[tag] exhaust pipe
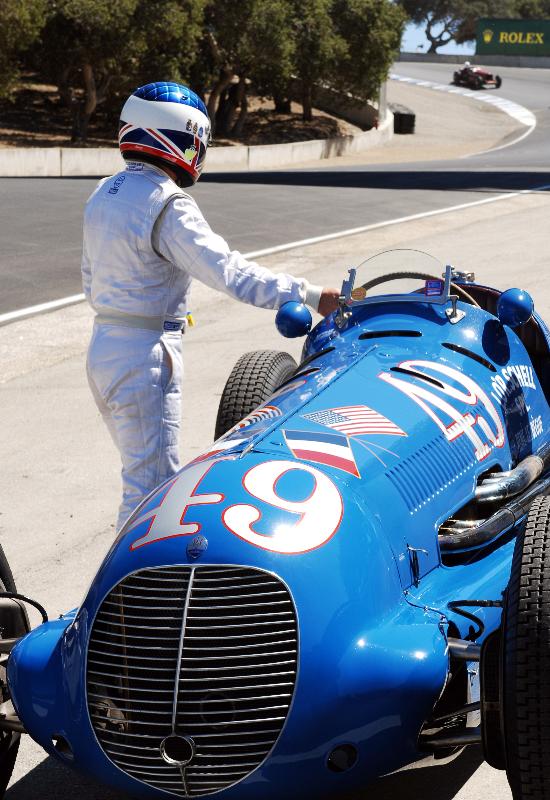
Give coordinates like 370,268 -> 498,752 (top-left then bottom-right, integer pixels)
476,455 -> 543,502
440,472 -> 550,551
475,442 -> 550,503
474,444 -> 550,503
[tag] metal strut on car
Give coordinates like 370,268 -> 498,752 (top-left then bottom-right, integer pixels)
419,598 -> 504,754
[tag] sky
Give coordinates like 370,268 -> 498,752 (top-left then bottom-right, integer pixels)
401,21 -> 476,55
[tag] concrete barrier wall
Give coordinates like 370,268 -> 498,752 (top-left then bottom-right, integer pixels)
206,146 -> 248,170
311,85 -> 379,129
0,111 -> 393,177
0,148 -> 62,177
398,51 -> 550,68
61,148 -> 124,176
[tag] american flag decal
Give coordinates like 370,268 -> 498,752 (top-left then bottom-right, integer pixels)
303,405 -> 406,437
231,405 -> 282,432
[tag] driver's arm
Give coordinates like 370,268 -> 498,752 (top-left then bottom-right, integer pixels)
153,194 -> 337,312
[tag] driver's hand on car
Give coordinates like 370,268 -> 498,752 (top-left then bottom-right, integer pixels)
318,288 -> 340,317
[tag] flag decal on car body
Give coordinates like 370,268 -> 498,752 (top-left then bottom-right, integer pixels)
283,430 -> 360,477
192,437 -> 248,463
303,405 -> 406,437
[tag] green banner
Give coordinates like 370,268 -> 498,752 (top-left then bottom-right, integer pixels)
477,18 -> 550,56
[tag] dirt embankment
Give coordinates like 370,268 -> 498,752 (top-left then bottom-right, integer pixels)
0,80 -> 362,149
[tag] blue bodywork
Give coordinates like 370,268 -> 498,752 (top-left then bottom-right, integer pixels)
8,273 -> 550,798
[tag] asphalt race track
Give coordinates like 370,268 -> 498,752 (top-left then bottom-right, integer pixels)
1,63 -> 549,315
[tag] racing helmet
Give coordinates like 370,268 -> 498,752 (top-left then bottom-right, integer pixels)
464,61 -> 471,67
118,82 -> 210,187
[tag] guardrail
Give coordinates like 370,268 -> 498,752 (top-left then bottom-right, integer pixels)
398,51 -> 550,68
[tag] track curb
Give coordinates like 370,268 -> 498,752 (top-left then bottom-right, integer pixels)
390,73 -> 536,128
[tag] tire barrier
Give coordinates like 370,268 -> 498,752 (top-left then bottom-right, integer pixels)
389,103 -> 416,134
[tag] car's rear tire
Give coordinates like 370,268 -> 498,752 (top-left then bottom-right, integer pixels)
0,545 -> 21,797
452,71 -> 460,85
214,350 -> 297,439
502,496 -> 550,799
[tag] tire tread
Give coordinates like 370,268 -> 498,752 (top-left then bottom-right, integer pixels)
214,350 -> 297,440
505,496 -> 550,799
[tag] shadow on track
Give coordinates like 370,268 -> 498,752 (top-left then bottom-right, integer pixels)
6,754 -> 131,800
6,171 -> 550,195
203,170 -> 550,194
6,746 -> 485,800
349,747 -> 485,800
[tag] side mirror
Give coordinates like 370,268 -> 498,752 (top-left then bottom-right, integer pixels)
275,302 -> 312,338
497,288 -> 534,328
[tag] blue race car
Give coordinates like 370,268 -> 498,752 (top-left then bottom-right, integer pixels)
2,249 -> 550,800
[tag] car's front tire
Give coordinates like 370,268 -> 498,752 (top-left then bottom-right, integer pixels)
0,546 -> 22,796
214,350 -> 297,439
503,496 -> 550,799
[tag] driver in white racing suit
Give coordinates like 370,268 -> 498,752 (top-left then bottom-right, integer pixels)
82,81 -> 339,532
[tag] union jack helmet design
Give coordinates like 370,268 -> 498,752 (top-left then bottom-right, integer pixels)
119,82 -> 210,184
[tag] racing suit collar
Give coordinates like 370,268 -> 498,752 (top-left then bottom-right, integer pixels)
125,161 -> 177,183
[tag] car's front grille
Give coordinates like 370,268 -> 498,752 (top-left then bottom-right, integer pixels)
86,565 -> 298,797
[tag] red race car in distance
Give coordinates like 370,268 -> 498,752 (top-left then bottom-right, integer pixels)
453,65 -> 502,90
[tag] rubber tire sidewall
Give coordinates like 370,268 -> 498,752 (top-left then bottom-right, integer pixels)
214,350 -> 297,440
0,545 -> 19,797
503,496 -> 550,799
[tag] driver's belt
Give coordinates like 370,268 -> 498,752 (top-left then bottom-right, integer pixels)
94,311 -> 185,333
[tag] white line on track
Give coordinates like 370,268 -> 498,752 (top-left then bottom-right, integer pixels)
0,294 -> 87,326
2,183 -> 549,327
465,122 -> 536,156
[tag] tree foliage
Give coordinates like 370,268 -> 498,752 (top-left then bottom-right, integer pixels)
201,0 -> 296,135
133,0 -> 206,85
332,0 -> 407,101
513,0 -> 550,15
4,0 -> 405,140
398,0 -> 550,51
398,0 -> 512,51
0,0 -> 49,98
292,0 -> 347,121
38,0 -> 138,139
37,0 -> 206,141
454,0 -> 515,44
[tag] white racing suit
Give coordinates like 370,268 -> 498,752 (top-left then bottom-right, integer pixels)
82,162 -> 320,531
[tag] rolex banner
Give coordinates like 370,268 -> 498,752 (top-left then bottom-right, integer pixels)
477,18 -> 550,56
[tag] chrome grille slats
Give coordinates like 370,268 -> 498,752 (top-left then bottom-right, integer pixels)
179,670 -> 295,682
180,650 -> 297,661
87,567 -> 190,796
87,565 -> 298,797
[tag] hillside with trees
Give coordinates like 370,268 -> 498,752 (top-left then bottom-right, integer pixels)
0,0 -> 405,145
